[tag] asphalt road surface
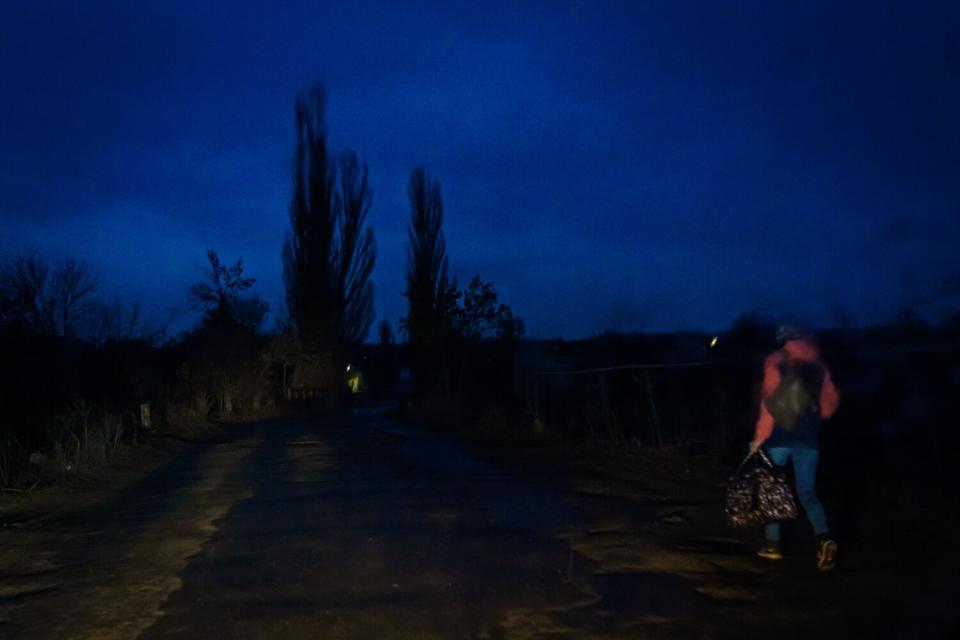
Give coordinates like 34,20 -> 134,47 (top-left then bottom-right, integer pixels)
2,408 -> 957,639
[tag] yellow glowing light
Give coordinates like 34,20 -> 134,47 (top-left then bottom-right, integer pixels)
709,336 -> 719,348
348,374 -> 361,393
346,364 -> 352,372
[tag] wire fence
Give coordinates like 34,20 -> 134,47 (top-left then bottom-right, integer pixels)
528,358 -> 756,451
524,340 -> 959,474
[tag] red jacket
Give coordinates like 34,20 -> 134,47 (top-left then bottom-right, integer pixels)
753,339 -> 840,445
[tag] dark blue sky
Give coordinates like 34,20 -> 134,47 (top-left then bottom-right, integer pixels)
2,1 -> 958,338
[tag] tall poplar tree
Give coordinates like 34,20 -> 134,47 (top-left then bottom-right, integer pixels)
282,84 -> 376,365
403,166 -> 450,389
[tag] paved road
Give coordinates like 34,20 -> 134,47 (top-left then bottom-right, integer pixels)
2,409 -> 958,638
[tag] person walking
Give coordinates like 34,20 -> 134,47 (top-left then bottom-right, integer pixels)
749,325 -> 841,571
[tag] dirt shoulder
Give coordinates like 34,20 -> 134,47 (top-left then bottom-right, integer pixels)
0,427 -> 220,528
0,421 -> 265,639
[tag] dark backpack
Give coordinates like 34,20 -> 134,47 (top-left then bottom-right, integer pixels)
764,355 -> 824,430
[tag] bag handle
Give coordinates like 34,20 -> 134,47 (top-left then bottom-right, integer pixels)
735,448 -> 776,474
756,449 -> 775,468
735,452 -> 756,474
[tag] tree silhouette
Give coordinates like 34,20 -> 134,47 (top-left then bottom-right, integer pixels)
461,276 -> 525,341
336,151 -> 376,345
52,257 -> 98,337
404,167 -> 450,339
282,84 -> 376,358
432,275 -> 526,341
403,167 -> 451,390
378,318 -> 394,347
232,294 -> 270,333
0,253 -> 51,333
88,299 -> 154,345
0,252 -> 97,337
283,84 -> 336,347
190,249 -> 255,325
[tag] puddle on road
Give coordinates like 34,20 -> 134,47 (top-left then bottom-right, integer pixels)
498,572 -> 712,638
674,537 -> 752,557
564,529 -> 718,575
593,572 -> 712,617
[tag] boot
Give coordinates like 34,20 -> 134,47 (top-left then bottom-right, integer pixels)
816,535 -> 838,572
756,539 -> 783,560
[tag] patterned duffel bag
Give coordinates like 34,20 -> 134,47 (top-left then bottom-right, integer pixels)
725,449 -> 798,527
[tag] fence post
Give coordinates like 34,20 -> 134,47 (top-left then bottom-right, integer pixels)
600,370 -> 613,440
139,402 -> 151,430
532,375 -> 544,436
643,371 -> 663,446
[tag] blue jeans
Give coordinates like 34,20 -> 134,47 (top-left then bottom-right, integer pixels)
764,446 -> 829,541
